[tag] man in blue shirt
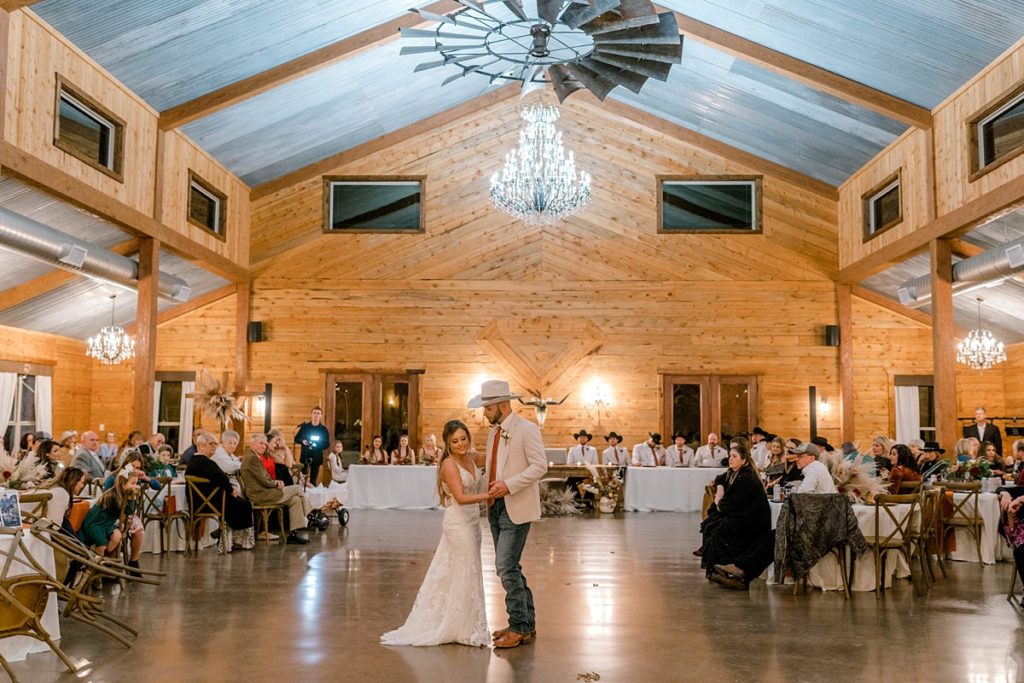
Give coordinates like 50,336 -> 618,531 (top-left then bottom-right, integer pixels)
294,407 -> 331,486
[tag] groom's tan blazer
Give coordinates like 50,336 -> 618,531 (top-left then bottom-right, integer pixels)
485,411 -> 548,525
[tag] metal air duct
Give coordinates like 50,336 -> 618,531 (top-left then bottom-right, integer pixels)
896,235 -> 1024,307
0,206 -> 190,301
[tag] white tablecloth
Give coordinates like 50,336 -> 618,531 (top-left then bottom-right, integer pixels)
624,467 -> 726,512
141,482 -> 217,554
0,532 -> 60,662
948,492 -> 1005,565
769,500 -> 918,592
346,465 -> 439,510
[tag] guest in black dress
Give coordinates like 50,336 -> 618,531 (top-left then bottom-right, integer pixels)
184,433 -> 254,533
701,440 -> 773,590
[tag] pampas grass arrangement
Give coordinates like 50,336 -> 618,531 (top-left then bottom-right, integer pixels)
188,369 -> 246,428
540,483 -> 581,516
820,449 -> 889,503
0,450 -> 49,490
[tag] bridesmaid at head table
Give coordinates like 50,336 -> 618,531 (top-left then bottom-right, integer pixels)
419,434 -> 442,465
361,435 -> 388,465
391,433 -> 416,465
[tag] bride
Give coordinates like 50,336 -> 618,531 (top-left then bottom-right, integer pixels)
381,419 -> 491,647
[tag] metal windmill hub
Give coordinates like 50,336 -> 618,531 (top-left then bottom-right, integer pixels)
485,19 -> 594,67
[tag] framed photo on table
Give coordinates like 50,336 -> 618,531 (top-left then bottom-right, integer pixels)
0,488 -> 21,528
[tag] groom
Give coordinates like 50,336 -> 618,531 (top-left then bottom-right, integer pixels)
468,380 -> 547,649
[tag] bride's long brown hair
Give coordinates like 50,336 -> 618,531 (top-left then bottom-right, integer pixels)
436,419 -> 472,506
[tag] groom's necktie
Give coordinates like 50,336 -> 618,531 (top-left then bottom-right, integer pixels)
488,431 -> 500,507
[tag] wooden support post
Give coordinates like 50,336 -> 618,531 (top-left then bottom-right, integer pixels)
837,284 -> 855,443
232,282 -> 250,442
132,237 -> 159,436
930,239 -> 957,451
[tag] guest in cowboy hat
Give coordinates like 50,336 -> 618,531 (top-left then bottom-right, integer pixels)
664,432 -> 694,467
810,435 -> 835,453
568,429 -> 597,465
602,432 -> 629,467
750,427 -> 771,468
632,433 -> 664,467
919,441 -> 948,479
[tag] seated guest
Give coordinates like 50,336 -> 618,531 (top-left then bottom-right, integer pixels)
792,443 -> 837,494
418,434 -> 442,465
664,433 -> 694,467
701,441 -> 773,590
763,437 -> 787,484
568,429 -> 598,465
35,439 -> 61,479
268,429 -> 296,485
631,433 -> 664,467
328,440 -> 348,484
240,434 -> 312,545
179,428 -> 204,467
102,452 -> 160,493
185,433 -> 255,550
57,430 -> 78,465
919,442 -> 948,479
79,466 -> 144,570
137,432 -> 165,457
18,432 -> 35,458
997,485 -> 1024,598
120,431 -> 145,458
981,440 -> 1005,475
750,427 -> 771,468
1012,440 -> 1024,484
99,432 -> 119,466
694,433 -> 727,467
39,466 -> 88,536
887,444 -> 922,493
390,433 -> 416,465
811,436 -> 835,454
150,445 -> 177,479
602,432 -> 630,466
361,435 -> 388,465
907,438 -> 925,464
212,430 -> 243,492
953,437 -> 976,463
868,435 -> 894,474
70,431 -> 106,480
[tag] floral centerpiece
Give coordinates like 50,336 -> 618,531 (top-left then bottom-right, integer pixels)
820,449 -> 889,504
947,458 -> 991,482
576,464 -> 624,512
0,449 -> 49,490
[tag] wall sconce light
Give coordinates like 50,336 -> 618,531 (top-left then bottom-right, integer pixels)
818,398 -> 830,415
583,376 -> 612,425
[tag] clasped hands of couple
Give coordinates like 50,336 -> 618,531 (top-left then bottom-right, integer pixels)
487,480 -> 509,500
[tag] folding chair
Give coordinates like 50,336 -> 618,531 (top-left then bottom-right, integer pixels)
942,481 -> 984,563
184,476 -> 226,555
864,493 -> 920,597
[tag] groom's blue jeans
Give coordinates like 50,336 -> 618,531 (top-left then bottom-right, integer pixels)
488,498 -> 535,634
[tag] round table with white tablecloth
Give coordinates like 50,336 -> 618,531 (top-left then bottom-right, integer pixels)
346,465 -> 438,510
947,491 -> 1006,565
624,467 -> 726,513
768,499 -> 919,591
0,531 -> 60,662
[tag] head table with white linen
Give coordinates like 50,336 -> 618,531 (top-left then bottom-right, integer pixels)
623,466 -> 727,513
346,465 -> 439,510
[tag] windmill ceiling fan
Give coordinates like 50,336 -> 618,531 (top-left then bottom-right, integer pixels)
400,0 -> 684,102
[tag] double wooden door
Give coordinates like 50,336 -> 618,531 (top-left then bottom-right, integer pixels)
662,375 -> 758,444
324,372 -> 421,458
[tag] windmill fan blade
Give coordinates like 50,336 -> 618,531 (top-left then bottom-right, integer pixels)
455,0 -> 485,10
400,27 -> 481,40
595,41 -> 683,64
592,12 -> 680,45
590,51 -> 674,80
536,0 -> 563,24
582,0 -> 662,35
579,57 -> 648,93
562,62 -> 618,100
548,64 -> 586,103
412,8 -> 456,25
414,59 -> 449,72
400,45 -> 442,55
501,0 -> 528,20
560,0 -> 620,30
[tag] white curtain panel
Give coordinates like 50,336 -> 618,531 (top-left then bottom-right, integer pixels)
0,372 -> 17,441
151,381 -> 162,435
34,375 -> 53,438
179,381 -> 195,454
894,385 -> 921,444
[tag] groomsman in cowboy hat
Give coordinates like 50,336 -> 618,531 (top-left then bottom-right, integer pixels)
602,432 -> 629,466
632,433 -> 664,467
750,427 -> 771,468
664,433 -> 694,467
568,429 -> 597,465
468,379 -> 547,649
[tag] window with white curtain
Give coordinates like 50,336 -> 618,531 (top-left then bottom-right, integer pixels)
3,375 -> 36,451
894,376 -> 936,442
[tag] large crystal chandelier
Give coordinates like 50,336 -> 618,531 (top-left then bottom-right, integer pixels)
87,294 -> 135,365
490,104 -> 591,226
956,297 -> 1006,370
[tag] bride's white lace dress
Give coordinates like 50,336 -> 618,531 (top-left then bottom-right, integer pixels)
380,464 -> 489,647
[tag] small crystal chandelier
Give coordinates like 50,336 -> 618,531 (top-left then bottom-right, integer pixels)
956,297 -> 1006,370
87,294 -> 135,365
489,104 -> 591,226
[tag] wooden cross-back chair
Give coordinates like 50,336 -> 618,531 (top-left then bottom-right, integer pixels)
913,487 -> 946,584
0,527 -> 78,682
184,476 -> 226,555
864,493 -> 920,597
941,481 -> 984,563
139,477 -> 187,554
17,492 -> 51,521
25,517 -> 163,648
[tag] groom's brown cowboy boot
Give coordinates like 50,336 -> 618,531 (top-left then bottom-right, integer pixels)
492,627 -> 537,640
492,630 -> 533,648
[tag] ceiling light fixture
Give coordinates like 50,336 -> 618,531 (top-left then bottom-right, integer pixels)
86,294 -> 135,365
956,297 -> 1006,370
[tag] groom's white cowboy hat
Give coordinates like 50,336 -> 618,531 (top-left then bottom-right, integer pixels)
467,380 -> 521,409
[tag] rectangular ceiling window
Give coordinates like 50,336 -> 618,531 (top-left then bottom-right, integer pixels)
658,177 -> 761,233
323,178 -> 424,233
977,89 -> 1024,172
53,77 -> 124,181
862,172 -> 901,240
187,171 -> 227,239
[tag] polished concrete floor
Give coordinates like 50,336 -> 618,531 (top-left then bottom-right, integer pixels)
10,511 -> 1024,683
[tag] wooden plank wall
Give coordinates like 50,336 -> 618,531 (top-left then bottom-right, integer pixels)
1003,343 -> 1024,426
248,96 -> 843,449
0,323 -> 91,437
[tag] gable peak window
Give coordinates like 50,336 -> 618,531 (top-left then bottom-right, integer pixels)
53,76 -> 124,181
862,171 -> 902,241
323,177 -> 424,233
658,176 -> 762,233
187,171 -> 227,240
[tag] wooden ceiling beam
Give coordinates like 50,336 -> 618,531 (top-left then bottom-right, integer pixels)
0,238 -> 138,313
0,1 -> 40,11
159,0 -> 459,130
851,284 -> 967,337
582,95 -> 839,200
665,10 -> 932,129
250,83 -> 520,202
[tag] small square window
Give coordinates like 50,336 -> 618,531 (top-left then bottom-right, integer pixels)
53,76 -> 124,181
977,90 -> 1024,171
187,171 -> 227,239
658,177 -> 761,233
862,172 -> 902,241
323,178 -> 424,233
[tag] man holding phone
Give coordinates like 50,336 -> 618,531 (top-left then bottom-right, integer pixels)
295,407 -> 331,486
